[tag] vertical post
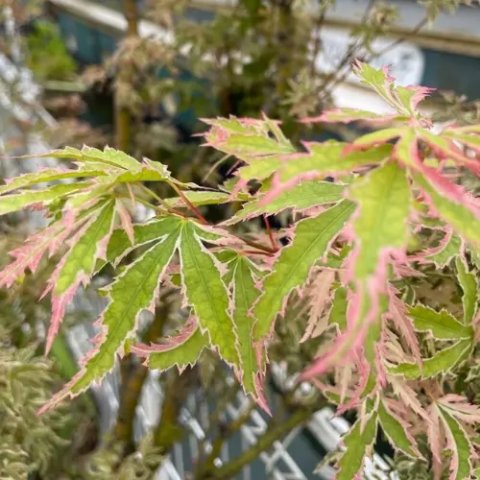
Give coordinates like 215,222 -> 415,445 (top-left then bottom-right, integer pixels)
115,0 -> 139,152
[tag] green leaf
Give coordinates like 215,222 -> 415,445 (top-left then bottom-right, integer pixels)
148,328 -> 207,371
204,117 -> 295,162
407,304 -> 472,340
46,200 -> 117,351
54,201 -> 116,295
413,174 -> 480,248
439,407 -> 472,480
353,128 -> 404,148
69,223 -> 181,394
278,143 -> 391,183
308,108 -> 400,124
378,401 -> 417,457
253,200 -> 355,340
0,183 -> 90,216
0,168 -> 104,195
222,134 -> 294,157
228,180 -> 345,224
355,62 -> 399,109
106,217 -> 185,265
49,146 -> 140,171
389,339 -> 472,379
393,128 -> 417,166
455,257 -> 478,324
230,255 -> 261,394
180,221 -> 238,364
165,191 -> 234,208
236,157 -> 284,182
328,286 -> 348,330
114,168 -> 170,184
142,158 -> 172,179
349,161 -> 411,280
336,412 -> 377,480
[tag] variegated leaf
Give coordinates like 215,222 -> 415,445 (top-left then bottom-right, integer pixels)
226,180 -> 345,224
389,339 -> 472,379
179,221 -> 238,364
0,183 -> 90,216
407,304 -> 473,340
253,200 -> 355,340
378,400 -> 418,458
439,406 -> 473,480
336,412 -> 377,480
46,200 -> 116,352
455,257 -> 478,324
40,219 -> 182,411
349,161 -> 411,283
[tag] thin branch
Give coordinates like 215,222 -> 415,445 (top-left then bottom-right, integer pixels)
263,215 -> 279,252
169,182 -> 208,225
195,400 -> 256,478
372,16 -> 428,58
309,3 -> 328,76
239,236 -> 277,255
139,185 -> 187,218
112,301 -> 170,453
153,368 -> 194,453
205,406 -> 315,479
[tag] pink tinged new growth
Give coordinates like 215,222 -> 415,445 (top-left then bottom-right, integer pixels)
421,131 -> 480,174
427,405 -> 445,480
307,162 -> 412,381
45,201 -> 116,353
438,395 -> 480,425
387,286 -> 422,365
261,171 -> 321,205
417,164 -> 480,217
300,289 -> 371,380
116,199 -> 135,244
300,269 -> 336,343
0,213 -> 78,289
336,356 -> 371,415
0,226 -> 61,288
389,377 -> 429,421
405,85 -> 436,110
374,339 -> 387,388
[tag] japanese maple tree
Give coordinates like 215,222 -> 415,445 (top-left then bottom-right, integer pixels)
1,63 -> 480,479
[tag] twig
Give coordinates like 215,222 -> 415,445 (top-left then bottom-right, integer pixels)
263,215 -> 278,252
240,236 -> 277,255
371,17 -> 428,58
112,302 -> 170,453
153,368 -> 194,453
205,406 -> 315,479
195,400 -> 256,478
169,182 -> 208,225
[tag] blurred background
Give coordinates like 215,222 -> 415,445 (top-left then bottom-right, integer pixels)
0,0 -> 479,478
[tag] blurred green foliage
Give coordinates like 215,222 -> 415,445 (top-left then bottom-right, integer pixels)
25,20 -> 76,81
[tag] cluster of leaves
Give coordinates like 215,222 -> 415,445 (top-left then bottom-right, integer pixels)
24,20 -> 77,82
103,0 -> 423,159
2,63 -> 480,478
0,344 -> 69,478
0,284 -> 91,479
83,434 -> 163,480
